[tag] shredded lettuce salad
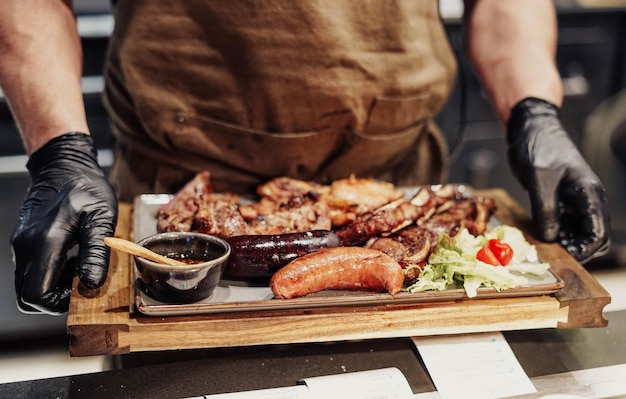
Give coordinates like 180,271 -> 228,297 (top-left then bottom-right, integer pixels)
405,225 -> 550,298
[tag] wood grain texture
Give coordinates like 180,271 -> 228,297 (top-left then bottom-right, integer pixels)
486,188 -> 611,328
66,190 -> 609,357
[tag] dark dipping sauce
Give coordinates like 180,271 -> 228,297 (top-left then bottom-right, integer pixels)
167,253 -> 207,265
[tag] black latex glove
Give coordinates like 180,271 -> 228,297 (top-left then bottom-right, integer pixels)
506,97 -> 610,264
11,132 -> 118,315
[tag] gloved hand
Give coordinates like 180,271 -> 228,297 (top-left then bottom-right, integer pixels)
506,97 -> 610,264
11,132 -> 118,315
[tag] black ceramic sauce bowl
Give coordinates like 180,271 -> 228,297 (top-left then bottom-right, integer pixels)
134,232 -> 231,304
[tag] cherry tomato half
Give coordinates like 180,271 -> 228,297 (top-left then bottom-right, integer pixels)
487,239 -> 514,266
476,246 -> 500,266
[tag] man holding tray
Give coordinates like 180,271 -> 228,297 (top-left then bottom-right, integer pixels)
0,0 -> 610,314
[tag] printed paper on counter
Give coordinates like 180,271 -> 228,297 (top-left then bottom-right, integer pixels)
192,367 -> 413,399
300,367 -> 413,398
187,385 -> 309,399
412,332 -> 536,399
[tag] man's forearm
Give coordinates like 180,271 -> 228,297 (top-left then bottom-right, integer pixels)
0,0 -> 89,155
464,0 -> 563,123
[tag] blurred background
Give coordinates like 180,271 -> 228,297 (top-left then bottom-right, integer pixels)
0,0 -> 625,384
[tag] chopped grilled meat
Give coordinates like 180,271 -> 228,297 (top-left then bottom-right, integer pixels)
191,194 -> 332,237
156,171 -> 213,233
245,197 -> 332,235
191,193 -> 249,237
158,174 -> 333,237
257,175 -> 404,228
256,176 -> 327,202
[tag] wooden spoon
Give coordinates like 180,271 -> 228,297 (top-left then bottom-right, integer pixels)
104,237 -> 187,266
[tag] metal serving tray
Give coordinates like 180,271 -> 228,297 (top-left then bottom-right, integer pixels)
131,192 -> 565,317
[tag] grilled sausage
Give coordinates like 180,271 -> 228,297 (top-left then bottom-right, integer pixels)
223,230 -> 341,281
270,246 -> 405,299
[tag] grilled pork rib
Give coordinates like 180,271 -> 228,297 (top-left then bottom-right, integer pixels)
363,190 -> 497,283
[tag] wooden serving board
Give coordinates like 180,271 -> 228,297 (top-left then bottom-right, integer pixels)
66,189 -> 610,357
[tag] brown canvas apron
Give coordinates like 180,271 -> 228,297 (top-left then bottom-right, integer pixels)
103,0 -> 457,201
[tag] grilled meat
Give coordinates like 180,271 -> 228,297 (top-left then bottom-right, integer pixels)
155,172 -> 498,292
156,171 -> 213,233
321,175 -> 404,227
245,197 -> 332,235
270,246 -> 405,299
420,195 -> 496,238
190,193 -> 248,237
361,186 -> 496,284
365,226 -> 437,283
335,199 -> 428,246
